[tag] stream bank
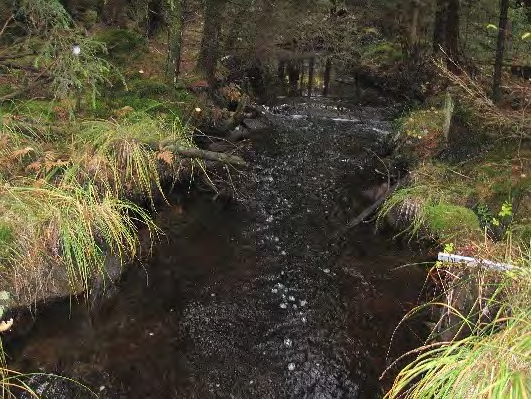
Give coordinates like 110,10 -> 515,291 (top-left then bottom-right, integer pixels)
7,94 -> 429,398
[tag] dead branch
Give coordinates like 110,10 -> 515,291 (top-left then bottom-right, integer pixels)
164,144 -> 248,167
334,177 -> 407,238
0,79 -> 49,103
434,58 -> 531,139
0,52 -> 37,62
0,15 -> 14,38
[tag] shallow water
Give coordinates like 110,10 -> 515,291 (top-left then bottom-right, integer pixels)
9,96 -> 428,398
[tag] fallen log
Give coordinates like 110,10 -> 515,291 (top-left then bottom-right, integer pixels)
334,177 -> 406,237
164,144 -> 248,167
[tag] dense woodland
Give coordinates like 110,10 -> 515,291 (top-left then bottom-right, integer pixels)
0,0 -> 530,397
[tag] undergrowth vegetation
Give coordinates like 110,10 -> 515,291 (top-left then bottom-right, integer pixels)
383,75 -> 531,398
0,106 -> 201,307
387,265 -> 531,398
0,2 -> 217,393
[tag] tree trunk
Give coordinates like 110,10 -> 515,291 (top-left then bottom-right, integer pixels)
433,0 -> 447,53
323,58 -> 332,96
287,61 -> 300,95
278,60 -> 286,83
492,0 -> 510,103
409,0 -> 420,49
102,0 -> 128,26
445,0 -> 460,72
147,0 -> 165,36
299,59 -> 305,94
197,0 -> 227,85
167,0 -> 184,84
308,57 -> 315,97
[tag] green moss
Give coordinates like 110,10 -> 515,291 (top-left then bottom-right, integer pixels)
425,203 -> 480,239
4,99 -> 56,122
0,222 -> 14,259
91,77 -> 195,119
129,79 -> 175,97
361,41 -> 404,65
0,83 -> 14,97
399,109 -> 445,138
95,29 -> 146,63
0,223 -> 13,244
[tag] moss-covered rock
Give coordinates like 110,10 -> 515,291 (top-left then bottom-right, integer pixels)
425,203 -> 481,239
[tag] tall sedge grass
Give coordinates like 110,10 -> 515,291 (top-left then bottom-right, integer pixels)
73,111 -> 200,202
75,116 -> 165,201
0,114 -> 45,178
0,110 -> 202,303
0,176 -> 158,299
385,252 -> 531,399
0,338 -> 97,398
0,339 -> 39,398
0,108 -> 202,399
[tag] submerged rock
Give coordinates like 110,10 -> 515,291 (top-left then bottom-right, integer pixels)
242,118 -> 269,131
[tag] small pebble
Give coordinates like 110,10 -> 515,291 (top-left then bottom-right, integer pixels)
284,338 -> 292,347
99,386 -> 105,392
271,288 -> 278,294
288,363 -> 296,371
288,296 -> 295,301
148,332 -> 154,336
323,268 -> 330,274
300,300 -> 307,307
280,303 -> 287,309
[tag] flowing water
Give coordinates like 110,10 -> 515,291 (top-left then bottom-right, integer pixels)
8,95 -> 428,398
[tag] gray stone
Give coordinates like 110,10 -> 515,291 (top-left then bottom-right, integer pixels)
227,126 -> 251,142
242,118 -> 269,132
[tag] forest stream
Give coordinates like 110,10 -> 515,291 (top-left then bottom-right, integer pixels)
8,93 -> 428,399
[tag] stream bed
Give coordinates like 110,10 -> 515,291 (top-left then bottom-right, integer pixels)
9,95 -> 428,398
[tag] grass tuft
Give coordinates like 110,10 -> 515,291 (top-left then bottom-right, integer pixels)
386,258 -> 531,399
0,176 -> 159,300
